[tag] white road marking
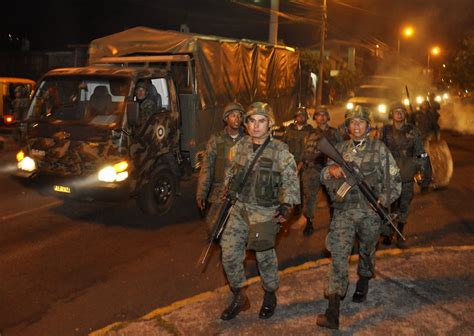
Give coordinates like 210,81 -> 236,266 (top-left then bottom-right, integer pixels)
0,200 -> 63,222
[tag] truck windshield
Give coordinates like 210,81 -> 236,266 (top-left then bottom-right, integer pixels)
27,76 -> 130,127
355,87 -> 397,99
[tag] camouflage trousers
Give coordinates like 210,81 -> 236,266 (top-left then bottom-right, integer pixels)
220,201 -> 279,292
302,167 -> 322,220
394,181 -> 414,224
325,208 -> 381,297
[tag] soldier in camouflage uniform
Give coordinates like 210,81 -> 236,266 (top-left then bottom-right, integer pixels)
301,106 -> 343,236
282,106 -> 313,216
317,105 -> 401,330
380,102 -> 426,248
196,102 -> 245,231
11,85 -> 30,121
219,102 -> 300,321
134,80 -> 158,124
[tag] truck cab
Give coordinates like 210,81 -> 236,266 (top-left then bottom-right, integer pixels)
16,65 -> 183,214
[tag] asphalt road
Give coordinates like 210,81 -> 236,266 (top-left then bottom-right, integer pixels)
0,130 -> 473,336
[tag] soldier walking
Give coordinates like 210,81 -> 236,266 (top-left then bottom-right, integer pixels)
282,106 -> 313,216
219,102 -> 300,320
317,105 -> 401,330
380,102 -> 426,248
301,106 -> 342,236
196,103 -> 245,231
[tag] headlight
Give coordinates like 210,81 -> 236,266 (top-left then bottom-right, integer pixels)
403,98 -> 410,106
16,150 -> 25,162
378,104 -> 387,113
346,102 -> 354,110
443,93 -> 449,100
416,96 -> 424,105
435,95 -> 442,102
98,160 -> 129,182
18,156 -> 36,172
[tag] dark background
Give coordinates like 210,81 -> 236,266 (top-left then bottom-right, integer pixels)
2,0 -> 474,58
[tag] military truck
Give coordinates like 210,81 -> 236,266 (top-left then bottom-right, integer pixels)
15,27 -> 301,214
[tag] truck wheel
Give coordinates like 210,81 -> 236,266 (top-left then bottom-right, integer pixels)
137,167 -> 176,215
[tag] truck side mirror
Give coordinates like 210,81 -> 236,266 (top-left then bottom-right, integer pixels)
126,102 -> 140,126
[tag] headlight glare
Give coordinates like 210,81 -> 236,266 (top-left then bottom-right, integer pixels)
98,166 -> 117,183
403,98 -> 410,106
18,156 -> 36,172
416,96 -> 424,105
378,104 -> 387,113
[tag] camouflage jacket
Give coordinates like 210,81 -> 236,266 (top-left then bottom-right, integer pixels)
282,123 -> 313,163
139,98 -> 159,124
196,127 -> 244,203
225,135 -> 300,208
302,126 -> 343,170
381,123 -> 425,182
413,110 -> 439,140
321,137 -> 401,210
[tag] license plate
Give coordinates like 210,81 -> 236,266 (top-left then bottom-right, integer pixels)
53,185 -> 71,194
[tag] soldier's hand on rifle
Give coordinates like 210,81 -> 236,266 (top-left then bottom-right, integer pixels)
274,203 -> 292,223
328,164 -> 345,179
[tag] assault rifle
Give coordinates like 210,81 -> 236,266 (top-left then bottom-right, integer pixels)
199,196 -> 234,266
317,137 -> 405,240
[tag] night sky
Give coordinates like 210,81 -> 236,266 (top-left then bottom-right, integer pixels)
2,0 -> 473,58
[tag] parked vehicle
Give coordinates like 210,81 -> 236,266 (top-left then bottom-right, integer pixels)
15,27 -> 301,214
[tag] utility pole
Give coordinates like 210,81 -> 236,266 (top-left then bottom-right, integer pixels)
317,0 -> 327,106
269,0 -> 279,45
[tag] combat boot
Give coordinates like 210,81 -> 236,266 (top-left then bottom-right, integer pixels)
220,287 -> 250,320
303,217 -> 314,236
259,290 -> 277,319
352,276 -> 370,303
316,294 -> 340,330
396,222 -> 407,249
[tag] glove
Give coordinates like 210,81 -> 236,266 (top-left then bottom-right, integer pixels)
275,203 -> 292,222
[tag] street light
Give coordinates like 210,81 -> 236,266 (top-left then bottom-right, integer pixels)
427,46 -> 441,70
397,25 -> 415,54
397,25 -> 414,73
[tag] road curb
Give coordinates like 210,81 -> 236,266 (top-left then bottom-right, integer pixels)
89,245 -> 474,336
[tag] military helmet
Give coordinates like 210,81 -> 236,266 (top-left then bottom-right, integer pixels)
135,80 -> 148,92
222,102 -> 245,121
344,105 -> 370,127
313,105 -> 330,120
245,102 -> 275,124
294,106 -> 308,119
14,85 -> 26,96
389,102 -> 407,119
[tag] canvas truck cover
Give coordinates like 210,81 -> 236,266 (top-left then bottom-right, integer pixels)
89,27 -> 300,142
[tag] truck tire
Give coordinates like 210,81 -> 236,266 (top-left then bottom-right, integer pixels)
136,166 -> 176,215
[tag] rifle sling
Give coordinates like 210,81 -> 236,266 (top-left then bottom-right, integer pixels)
234,136 -> 271,196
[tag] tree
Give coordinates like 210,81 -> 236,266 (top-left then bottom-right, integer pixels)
444,31 -> 474,92
333,68 -> 362,101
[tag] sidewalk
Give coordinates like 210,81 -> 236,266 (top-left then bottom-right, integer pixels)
91,246 -> 474,336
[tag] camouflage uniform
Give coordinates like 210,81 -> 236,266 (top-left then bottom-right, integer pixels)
321,137 -> 401,297
196,127 -> 244,229
220,135 -> 300,292
381,121 -> 425,233
283,123 -> 313,163
301,126 -> 342,221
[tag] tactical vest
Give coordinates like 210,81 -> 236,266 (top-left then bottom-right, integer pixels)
214,130 -> 243,184
381,124 -> 416,182
285,124 -> 312,162
329,139 -> 383,209
229,140 -> 283,207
